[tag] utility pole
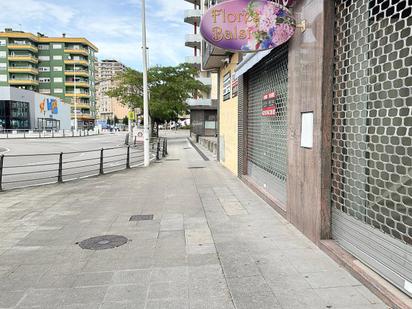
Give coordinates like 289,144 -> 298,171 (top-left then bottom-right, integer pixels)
142,0 -> 150,167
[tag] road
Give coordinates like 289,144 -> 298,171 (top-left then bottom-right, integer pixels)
0,133 -> 147,190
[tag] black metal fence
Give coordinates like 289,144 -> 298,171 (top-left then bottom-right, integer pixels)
0,138 -> 168,191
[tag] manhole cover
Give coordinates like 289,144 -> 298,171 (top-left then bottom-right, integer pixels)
78,235 -> 128,250
130,214 -> 154,221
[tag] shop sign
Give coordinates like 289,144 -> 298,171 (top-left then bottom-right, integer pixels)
262,91 -> 277,116
40,98 -> 59,115
231,73 -> 238,98
200,0 -> 296,52
223,72 -> 231,101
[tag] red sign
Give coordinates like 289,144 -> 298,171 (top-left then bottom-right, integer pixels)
262,91 -> 277,116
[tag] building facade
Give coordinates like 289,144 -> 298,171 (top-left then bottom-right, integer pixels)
0,86 -> 71,130
0,29 -> 98,129
210,0 -> 411,306
184,0 -> 219,137
95,60 -> 128,122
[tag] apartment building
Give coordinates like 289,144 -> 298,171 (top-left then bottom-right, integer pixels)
95,59 -> 128,122
184,0 -> 219,137
0,29 -> 98,129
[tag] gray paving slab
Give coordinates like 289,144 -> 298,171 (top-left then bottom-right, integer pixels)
0,136 -> 386,309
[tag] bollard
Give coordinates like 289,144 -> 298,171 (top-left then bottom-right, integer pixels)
0,154 -> 4,191
99,148 -> 104,175
156,139 -> 161,160
58,152 -> 63,183
126,146 -> 131,169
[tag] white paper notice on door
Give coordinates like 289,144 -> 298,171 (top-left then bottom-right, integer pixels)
301,112 -> 314,149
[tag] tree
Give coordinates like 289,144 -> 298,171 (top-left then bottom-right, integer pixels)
122,116 -> 129,125
114,115 -> 119,124
107,63 -> 207,135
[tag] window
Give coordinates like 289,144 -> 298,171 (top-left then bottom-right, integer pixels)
0,63 -> 6,71
0,75 -> 7,82
39,67 -> 50,72
39,56 -> 50,61
52,44 -> 62,49
0,40 -> 6,46
0,51 -> 6,58
53,66 -> 63,72
53,55 -> 62,60
38,44 -> 49,50
39,77 -> 50,83
54,88 -> 63,94
53,77 -> 63,83
39,89 -> 51,94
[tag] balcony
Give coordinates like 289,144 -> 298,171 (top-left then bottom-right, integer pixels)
66,93 -> 90,98
202,42 -> 227,70
8,67 -> 38,75
186,98 -> 213,107
8,55 -> 38,64
64,70 -> 89,77
184,9 -> 201,25
64,59 -> 89,67
9,79 -> 39,86
65,81 -> 89,88
70,103 -> 90,109
8,44 -> 38,53
196,76 -> 211,86
71,114 -> 94,120
64,48 -> 89,56
185,34 -> 201,48
185,56 -> 201,67
184,0 -> 200,4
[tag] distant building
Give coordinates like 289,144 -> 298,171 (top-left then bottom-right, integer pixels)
95,60 -> 128,122
184,0 -> 218,137
0,86 -> 71,130
0,28 -> 98,129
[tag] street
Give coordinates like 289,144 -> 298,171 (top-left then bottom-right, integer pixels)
0,135 -> 386,309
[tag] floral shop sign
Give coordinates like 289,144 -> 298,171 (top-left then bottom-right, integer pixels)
200,0 -> 296,52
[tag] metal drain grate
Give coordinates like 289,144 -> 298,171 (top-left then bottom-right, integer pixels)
77,235 -> 128,250
188,166 -> 205,169
129,214 -> 154,221
166,159 -> 180,161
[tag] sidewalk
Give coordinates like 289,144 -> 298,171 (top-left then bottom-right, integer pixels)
0,136 -> 387,309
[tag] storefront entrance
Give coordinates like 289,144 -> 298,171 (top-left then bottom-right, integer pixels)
332,0 -> 411,297
246,45 -> 289,209
0,100 -> 30,130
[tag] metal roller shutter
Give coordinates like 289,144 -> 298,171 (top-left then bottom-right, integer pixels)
247,45 -> 288,208
332,0 -> 412,296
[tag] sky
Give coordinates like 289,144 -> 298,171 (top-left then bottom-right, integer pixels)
0,0 -> 193,70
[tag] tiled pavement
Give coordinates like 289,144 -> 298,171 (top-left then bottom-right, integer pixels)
0,137 -> 388,309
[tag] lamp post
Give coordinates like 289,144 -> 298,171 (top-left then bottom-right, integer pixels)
74,63 -> 78,132
142,0 -> 150,167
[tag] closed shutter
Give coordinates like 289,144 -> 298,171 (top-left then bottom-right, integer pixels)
247,45 -> 288,207
332,0 -> 412,296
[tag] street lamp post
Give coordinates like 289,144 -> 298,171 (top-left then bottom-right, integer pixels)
142,0 -> 150,167
74,63 -> 78,132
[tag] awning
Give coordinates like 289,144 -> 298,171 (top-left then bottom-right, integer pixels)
235,50 -> 272,78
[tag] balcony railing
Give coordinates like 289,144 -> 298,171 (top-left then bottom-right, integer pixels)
185,56 -> 201,66
186,98 -> 213,107
8,55 -> 38,64
184,9 -> 201,25
9,79 -> 39,85
65,81 -> 90,88
185,34 -> 201,48
64,59 -> 89,66
8,67 -> 39,75
64,70 -> 89,77
196,76 -> 212,86
64,48 -> 89,56
8,44 -> 38,53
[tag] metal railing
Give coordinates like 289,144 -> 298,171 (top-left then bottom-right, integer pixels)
0,138 -> 168,191
0,129 -> 99,139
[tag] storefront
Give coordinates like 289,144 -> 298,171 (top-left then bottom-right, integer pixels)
0,86 -> 71,130
331,0 -> 412,297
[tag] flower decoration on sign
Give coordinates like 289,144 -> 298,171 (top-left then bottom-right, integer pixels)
242,0 -> 296,51
200,0 -> 296,53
